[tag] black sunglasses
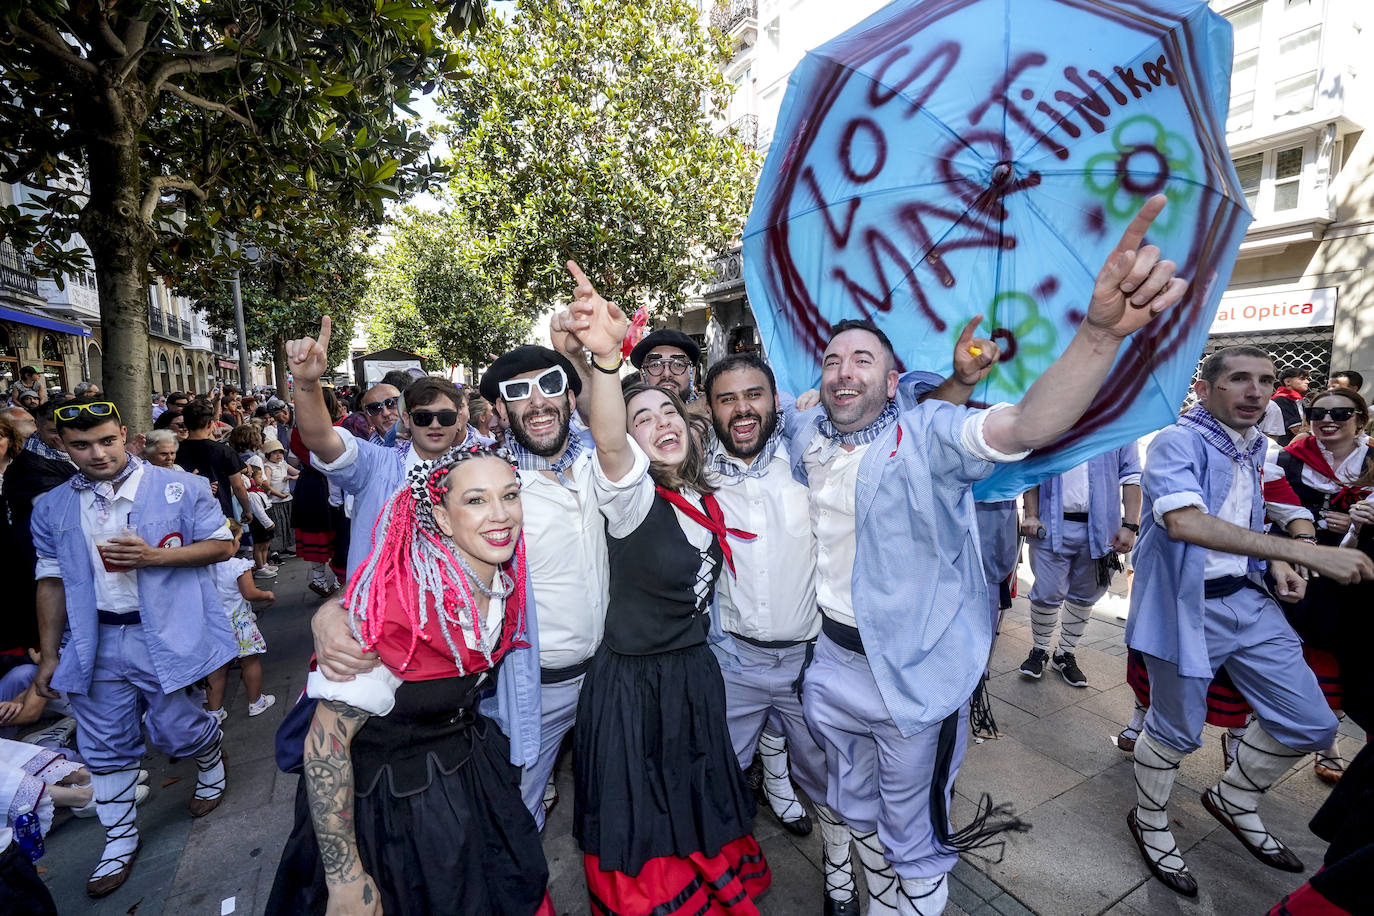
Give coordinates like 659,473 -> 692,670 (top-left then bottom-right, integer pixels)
1307,406 -> 1358,422
409,409 -> 460,428
363,396 -> 399,416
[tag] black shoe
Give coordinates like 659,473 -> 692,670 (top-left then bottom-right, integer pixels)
824,893 -> 860,916
1201,788 -> 1304,873
1019,648 -> 1048,679
1051,651 -> 1088,687
269,552 -> 282,565
1127,809 -> 1198,897
778,809 -> 813,836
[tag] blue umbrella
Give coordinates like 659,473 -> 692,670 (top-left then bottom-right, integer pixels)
743,0 -> 1251,499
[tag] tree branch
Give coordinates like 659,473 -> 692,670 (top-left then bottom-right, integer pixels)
150,55 -> 238,93
162,83 -> 253,128
10,11 -> 98,76
140,176 -> 209,223
96,13 -> 127,56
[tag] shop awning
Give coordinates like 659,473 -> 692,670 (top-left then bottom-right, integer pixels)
217,359 -> 238,370
0,304 -> 92,337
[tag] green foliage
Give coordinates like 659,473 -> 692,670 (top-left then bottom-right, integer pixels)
438,0 -> 758,315
365,207 -> 533,369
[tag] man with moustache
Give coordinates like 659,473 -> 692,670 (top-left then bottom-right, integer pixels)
628,328 -> 706,415
479,344 -> 633,828
783,197 -> 1189,914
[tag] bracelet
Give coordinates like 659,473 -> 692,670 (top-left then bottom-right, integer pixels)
592,356 -> 623,374
1294,534 -> 1317,543
1121,522 -> 1140,533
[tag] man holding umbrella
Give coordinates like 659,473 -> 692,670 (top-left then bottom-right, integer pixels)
785,197 -> 1186,915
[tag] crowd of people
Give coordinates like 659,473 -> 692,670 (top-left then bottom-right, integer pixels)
2,194 -> 1372,916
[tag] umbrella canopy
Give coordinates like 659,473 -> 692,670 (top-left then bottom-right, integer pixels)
743,0 -> 1251,498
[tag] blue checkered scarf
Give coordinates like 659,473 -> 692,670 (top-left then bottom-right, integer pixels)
69,455 -> 143,522
708,412 -> 786,480
505,429 -> 584,488
1179,405 -> 1265,466
24,433 -> 69,462
818,400 -> 899,447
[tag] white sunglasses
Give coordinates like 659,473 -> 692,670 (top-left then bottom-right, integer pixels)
498,365 -> 568,401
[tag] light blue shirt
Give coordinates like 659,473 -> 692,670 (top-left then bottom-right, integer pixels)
1035,445 -> 1142,558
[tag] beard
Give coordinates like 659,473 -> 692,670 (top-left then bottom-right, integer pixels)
711,406 -> 778,461
508,400 -> 571,458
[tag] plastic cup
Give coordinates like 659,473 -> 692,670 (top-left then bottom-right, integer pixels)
96,528 -> 137,573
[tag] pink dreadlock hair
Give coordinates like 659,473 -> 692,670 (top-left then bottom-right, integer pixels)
342,442 -> 527,677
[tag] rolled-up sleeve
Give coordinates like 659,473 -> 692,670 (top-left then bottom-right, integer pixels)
1152,491 -> 1207,525
960,403 -> 1033,464
1144,429 -> 1207,525
591,439 -> 654,538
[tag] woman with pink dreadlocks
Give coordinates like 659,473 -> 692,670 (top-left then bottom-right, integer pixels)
266,444 -> 553,916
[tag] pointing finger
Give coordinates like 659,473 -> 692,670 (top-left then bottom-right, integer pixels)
318,316 -> 332,351
956,314 -> 983,346
1113,194 -> 1167,256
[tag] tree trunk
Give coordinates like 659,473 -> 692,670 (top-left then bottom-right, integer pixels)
80,88 -> 155,432
273,334 -> 290,403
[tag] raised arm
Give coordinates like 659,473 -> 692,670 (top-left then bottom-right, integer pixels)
984,195 -> 1188,454
554,261 -> 633,479
304,699 -> 380,915
285,317 -> 346,464
922,315 -> 1001,406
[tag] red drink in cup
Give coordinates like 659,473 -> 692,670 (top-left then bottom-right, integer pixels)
96,529 -> 137,573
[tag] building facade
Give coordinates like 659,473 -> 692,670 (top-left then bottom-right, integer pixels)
696,0 -> 1373,386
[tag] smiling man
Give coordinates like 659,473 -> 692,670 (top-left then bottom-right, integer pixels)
30,398 -> 237,897
628,328 -> 702,408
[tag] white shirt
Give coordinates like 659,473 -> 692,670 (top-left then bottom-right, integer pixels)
1060,461 -> 1090,513
708,445 -> 820,643
517,448 -> 624,669
1259,400 -> 1286,437
592,439 -> 712,610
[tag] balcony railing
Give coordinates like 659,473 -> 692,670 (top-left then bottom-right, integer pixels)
0,242 -> 39,298
711,0 -> 757,35
179,317 -> 192,342
149,304 -> 166,337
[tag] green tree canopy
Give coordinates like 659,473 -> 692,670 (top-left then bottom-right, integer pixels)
437,0 -> 758,316
364,207 -> 532,373
0,0 -> 485,428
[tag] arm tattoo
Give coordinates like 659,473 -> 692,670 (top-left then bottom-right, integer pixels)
304,700 -> 372,888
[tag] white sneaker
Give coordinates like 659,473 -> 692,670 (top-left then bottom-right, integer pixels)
248,694 -> 277,717
208,707 -> 228,724
253,566 -> 278,579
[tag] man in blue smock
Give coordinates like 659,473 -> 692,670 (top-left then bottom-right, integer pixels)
31,398 -> 237,898
1123,345 -> 1374,897
1016,446 -> 1141,687
784,197 -> 1188,915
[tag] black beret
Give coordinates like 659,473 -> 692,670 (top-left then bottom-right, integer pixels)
480,345 -> 582,401
629,329 -> 701,369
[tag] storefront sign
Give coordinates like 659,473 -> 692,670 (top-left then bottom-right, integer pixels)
1210,286 -> 1336,335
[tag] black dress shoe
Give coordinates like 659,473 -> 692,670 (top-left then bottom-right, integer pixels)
824,892 -> 860,916
779,810 -> 813,836
1201,789 -> 1304,873
1126,809 -> 1198,897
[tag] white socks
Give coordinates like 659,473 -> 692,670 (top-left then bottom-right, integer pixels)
91,769 -> 141,879
1029,602 -> 1059,653
898,875 -> 948,916
194,732 -> 225,802
1209,723 -> 1302,855
853,829 -> 899,915
1132,731 -> 1189,877
757,730 -> 805,823
1058,601 -> 1093,652
815,804 -> 856,903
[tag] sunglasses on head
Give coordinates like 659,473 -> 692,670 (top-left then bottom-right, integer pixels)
363,396 -> 400,416
499,366 -> 568,402
642,355 -> 691,377
1307,406 -> 1358,422
409,409 -> 461,428
55,401 -> 122,424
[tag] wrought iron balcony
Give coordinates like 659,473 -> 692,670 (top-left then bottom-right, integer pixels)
711,0 -> 757,37
703,245 -> 745,298
0,242 -> 39,298
149,304 -> 166,337
180,317 -> 192,342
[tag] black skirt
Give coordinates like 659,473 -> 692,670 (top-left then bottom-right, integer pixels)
573,641 -> 757,875
267,707 -> 547,916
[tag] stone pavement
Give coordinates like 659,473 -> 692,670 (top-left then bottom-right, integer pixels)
32,561 -> 1359,915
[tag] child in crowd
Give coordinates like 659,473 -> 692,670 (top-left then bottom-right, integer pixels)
205,520 -> 276,721
262,437 -> 297,562
244,461 -> 278,578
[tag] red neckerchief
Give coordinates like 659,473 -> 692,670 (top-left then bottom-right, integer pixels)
1283,438 -> 1374,511
654,485 -> 756,576
1273,387 -> 1305,401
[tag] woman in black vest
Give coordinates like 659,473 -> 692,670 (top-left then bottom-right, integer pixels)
558,262 -> 770,916
1264,387 -> 1374,780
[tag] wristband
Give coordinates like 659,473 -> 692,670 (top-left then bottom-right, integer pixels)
1121,522 -> 1140,533
1294,534 -> 1317,543
592,356 -> 623,374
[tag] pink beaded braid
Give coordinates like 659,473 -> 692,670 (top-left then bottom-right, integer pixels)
342,443 -> 526,676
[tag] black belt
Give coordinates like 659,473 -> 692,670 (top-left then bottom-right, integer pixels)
728,631 -> 810,650
540,658 -> 591,684
821,616 -> 865,656
1204,576 -> 1266,600
97,610 -> 141,626
1063,511 -> 1090,523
